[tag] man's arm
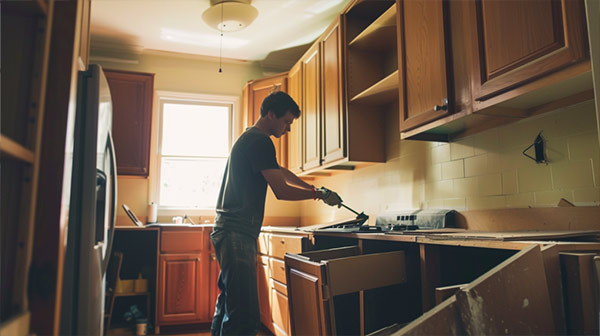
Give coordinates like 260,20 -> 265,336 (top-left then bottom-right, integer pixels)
262,168 -> 316,201
280,166 -> 314,190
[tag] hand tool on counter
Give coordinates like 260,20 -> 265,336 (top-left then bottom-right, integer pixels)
339,203 -> 369,226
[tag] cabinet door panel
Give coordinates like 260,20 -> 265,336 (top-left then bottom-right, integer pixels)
272,287 -> 290,335
398,0 -> 452,131
287,63 -> 303,173
105,70 -> 154,176
471,0 -> 588,101
287,267 -> 329,335
257,259 -> 272,330
158,254 -> 209,323
247,75 -> 288,168
303,45 -> 322,170
321,20 -> 345,164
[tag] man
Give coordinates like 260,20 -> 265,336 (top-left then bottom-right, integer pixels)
211,91 -> 342,335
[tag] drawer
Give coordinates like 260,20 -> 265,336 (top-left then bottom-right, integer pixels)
269,234 -> 304,259
269,258 -> 287,284
258,233 -> 270,255
161,230 -> 204,253
258,255 -> 269,266
271,287 -> 289,336
270,278 -> 287,296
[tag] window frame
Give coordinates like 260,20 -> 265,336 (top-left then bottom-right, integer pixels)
150,91 -> 239,216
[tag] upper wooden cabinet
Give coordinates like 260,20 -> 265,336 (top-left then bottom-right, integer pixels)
321,18 -> 345,166
287,62 -> 303,174
243,73 -> 289,168
302,43 -> 322,171
397,0 -> 453,131
104,69 -> 154,176
469,0 -> 589,103
398,0 -> 591,141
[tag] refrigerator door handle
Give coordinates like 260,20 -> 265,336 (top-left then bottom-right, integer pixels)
102,132 -> 118,275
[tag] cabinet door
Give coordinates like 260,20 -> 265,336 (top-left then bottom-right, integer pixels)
469,0 -> 588,101
257,256 -> 272,332
246,74 -> 289,168
104,70 -> 154,176
287,62 -> 303,174
286,262 -> 332,335
302,43 -> 322,170
398,0 -> 452,131
321,18 -> 345,165
158,253 -> 210,324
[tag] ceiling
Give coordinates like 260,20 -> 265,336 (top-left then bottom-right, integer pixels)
90,0 -> 352,68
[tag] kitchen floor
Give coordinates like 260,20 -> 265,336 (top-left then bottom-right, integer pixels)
108,326 -> 272,336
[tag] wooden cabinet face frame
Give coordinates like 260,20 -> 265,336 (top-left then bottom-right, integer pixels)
468,0 -> 588,102
397,0 -> 454,132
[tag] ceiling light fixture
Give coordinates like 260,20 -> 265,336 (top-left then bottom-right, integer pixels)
202,0 -> 259,32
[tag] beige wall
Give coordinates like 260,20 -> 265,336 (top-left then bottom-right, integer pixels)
299,100 -> 600,226
92,52 -> 266,223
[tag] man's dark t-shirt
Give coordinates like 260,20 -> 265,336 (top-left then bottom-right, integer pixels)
214,127 -> 279,239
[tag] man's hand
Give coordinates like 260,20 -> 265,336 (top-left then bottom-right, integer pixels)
315,187 -> 343,207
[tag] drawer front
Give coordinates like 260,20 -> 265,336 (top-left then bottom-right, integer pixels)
258,233 -> 270,255
271,288 -> 289,336
269,234 -> 304,259
270,278 -> 287,296
161,230 -> 204,253
269,258 -> 287,285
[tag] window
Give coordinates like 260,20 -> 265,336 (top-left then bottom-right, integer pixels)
155,93 -> 235,210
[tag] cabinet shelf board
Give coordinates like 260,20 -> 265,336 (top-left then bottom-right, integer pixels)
0,134 -> 34,163
350,70 -> 399,105
348,3 -> 397,51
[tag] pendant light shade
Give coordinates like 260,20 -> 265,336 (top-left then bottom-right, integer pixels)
202,0 -> 258,32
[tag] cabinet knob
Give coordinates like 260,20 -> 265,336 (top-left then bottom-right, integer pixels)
280,240 -> 285,244
434,98 -> 449,111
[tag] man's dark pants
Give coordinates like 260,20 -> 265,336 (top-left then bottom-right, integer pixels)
210,228 -> 260,336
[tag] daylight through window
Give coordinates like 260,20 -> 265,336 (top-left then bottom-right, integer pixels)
158,99 -> 231,209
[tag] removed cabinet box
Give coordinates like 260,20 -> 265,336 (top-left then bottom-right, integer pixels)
285,246 -> 406,335
104,69 -> 154,176
243,73 -> 289,168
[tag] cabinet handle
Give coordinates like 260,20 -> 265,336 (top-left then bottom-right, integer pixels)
280,240 -> 285,244
434,98 -> 449,111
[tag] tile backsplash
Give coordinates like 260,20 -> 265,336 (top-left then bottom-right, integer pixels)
295,100 -> 599,226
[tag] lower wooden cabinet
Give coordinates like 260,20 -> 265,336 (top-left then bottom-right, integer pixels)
257,232 -> 311,336
156,227 -> 218,333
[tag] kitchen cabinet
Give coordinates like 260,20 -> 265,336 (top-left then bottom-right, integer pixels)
287,8 -> 389,175
243,73 -> 289,168
287,62 -> 303,174
468,0 -> 589,104
256,231 -> 311,336
398,0 -> 592,141
285,246 -> 407,335
301,43 -> 322,171
156,227 -> 215,333
321,18 -> 345,166
104,69 -> 154,176
397,0 -> 453,131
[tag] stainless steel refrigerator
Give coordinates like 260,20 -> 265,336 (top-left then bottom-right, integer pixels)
60,64 -> 117,335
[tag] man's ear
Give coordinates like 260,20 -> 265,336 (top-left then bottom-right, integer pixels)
267,110 -> 275,120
